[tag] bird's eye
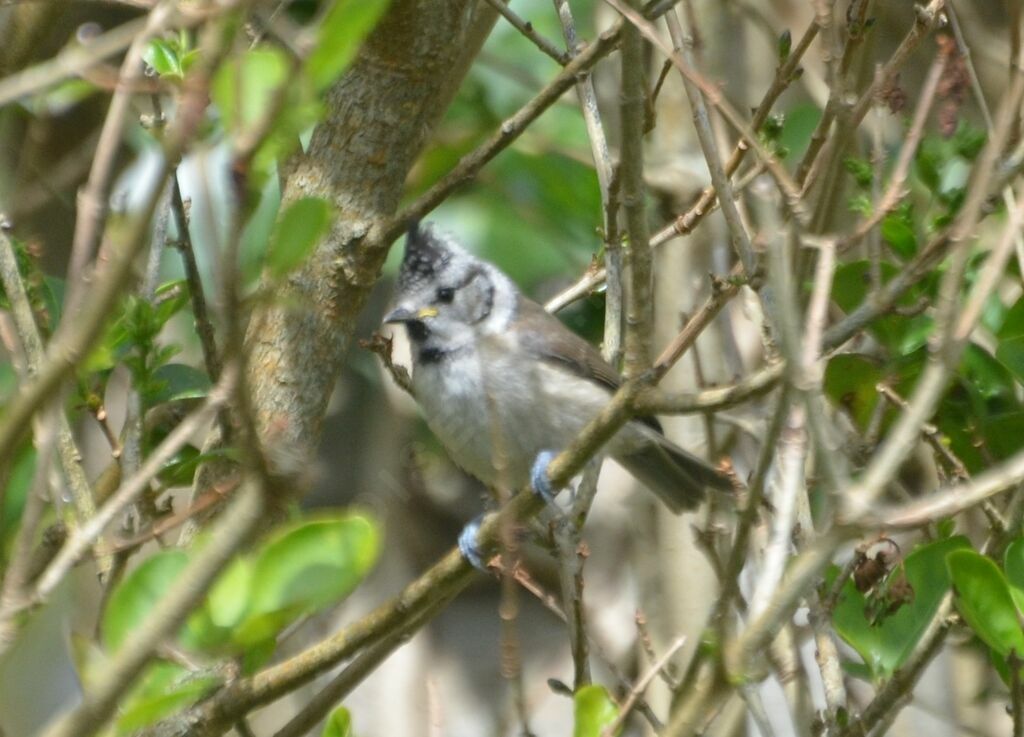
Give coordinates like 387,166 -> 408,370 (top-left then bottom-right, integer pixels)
436,287 -> 455,304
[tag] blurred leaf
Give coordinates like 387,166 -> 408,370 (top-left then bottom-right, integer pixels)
29,78 -> 97,116
267,197 -> 333,279
843,156 -> 873,189
832,261 -> 922,352
1,446 -> 35,544
144,39 -> 183,78
779,104 -> 821,163
0,362 -> 15,406
777,29 -> 792,63
102,550 -> 189,651
307,0 -> 390,91
149,363 -> 211,404
947,549 -> 1024,659
183,557 -> 254,651
997,296 -> 1024,386
1005,539 -> 1024,616
823,354 -> 882,430
323,706 -> 353,737
833,536 -> 970,679
574,684 -> 619,737
953,123 -> 986,159
212,46 -> 289,134
961,344 -> 1016,401
233,514 -> 380,646
880,215 -> 916,260
115,662 -> 220,734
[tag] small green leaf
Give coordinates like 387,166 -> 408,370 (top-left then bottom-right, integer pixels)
833,536 -> 970,679
306,0 -> 391,90
843,156 -> 873,189
997,297 -> 1024,386
777,29 -> 792,63
880,215 -> 917,260
1004,539 -> 1024,618
232,514 -> 380,646
323,706 -> 353,737
182,557 -> 254,651
102,551 -> 189,651
149,363 -> 211,404
574,685 -> 619,737
947,549 -> 1024,658
144,39 -> 183,78
823,354 -> 882,430
266,197 -> 333,278
212,47 -> 289,135
115,662 -> 220,733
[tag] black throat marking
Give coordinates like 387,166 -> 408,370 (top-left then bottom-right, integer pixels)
418,343 -> 470,365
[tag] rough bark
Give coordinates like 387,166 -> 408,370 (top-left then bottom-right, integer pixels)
241,0 -> 498,501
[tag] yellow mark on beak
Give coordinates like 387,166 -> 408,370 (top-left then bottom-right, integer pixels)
417,306 -> 439,319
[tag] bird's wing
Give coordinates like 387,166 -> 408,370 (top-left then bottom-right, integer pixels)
514,296 -> 662,433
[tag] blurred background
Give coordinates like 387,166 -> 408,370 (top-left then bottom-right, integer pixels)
0,0 -> 1021,735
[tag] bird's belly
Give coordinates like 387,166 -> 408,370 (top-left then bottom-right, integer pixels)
412,356 -> 613,490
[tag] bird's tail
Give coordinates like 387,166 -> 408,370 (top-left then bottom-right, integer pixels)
617,436 -> 731,513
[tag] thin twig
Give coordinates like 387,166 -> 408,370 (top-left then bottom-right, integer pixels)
0,1 -> 228,475
842,79 -> 1024,520
0,17 -> 150,106
171,175 -> 222,382
601,636 -> 687,737
65,1 -> 178,306
0,232 -> 98,529
482,0 -> 569,64
377,22 -> 624,248
665,9 -> 755,276
835,52 -> 947,255
619,0 -> 653,378
0,403 -> 58,653
13,368 -> 235,611
604,0 -> 806,222
634,361 -> 783,415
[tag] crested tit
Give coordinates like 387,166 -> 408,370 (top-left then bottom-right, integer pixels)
385,222 -> 729,518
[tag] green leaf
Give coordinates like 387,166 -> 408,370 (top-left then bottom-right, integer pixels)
947,549 -> 1024,658
233,514 -> 380,646
182,557 -> 254,651
777,29 -> 792,63
115,662 -> 220,734
833,536 -> 970,679
843,157 -> 873,189
212,47 -> 289,135
102,550 -> 189,651
323,706 -> 353,737
1,446 -> 35,543
144,39 -> 183,78
266,197 -> 333,278
1005,539 -> 1024,616
880,215 -> 917,260
823,354 -> 882,430
997,296 -> 1024,386
306,0 -> 391,91
574,685 -> 619,737
149,363 -> 211,404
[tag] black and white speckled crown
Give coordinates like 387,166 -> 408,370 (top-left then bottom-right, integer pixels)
398,221 -> 451,290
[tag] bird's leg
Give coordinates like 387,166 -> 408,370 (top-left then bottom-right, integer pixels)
530,450 -> 561,508
458,512 -> 492,572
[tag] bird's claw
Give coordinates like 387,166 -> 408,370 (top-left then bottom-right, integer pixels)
530,450 -> 560,508
458,514 -> 490,572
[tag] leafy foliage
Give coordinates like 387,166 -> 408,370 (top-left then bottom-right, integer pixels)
98,513 -> 380,729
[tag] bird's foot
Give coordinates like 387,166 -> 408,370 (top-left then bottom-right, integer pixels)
530,450 -> 561,508
458,513 -> 491,572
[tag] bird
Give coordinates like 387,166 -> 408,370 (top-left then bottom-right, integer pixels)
384,222 -> 729,543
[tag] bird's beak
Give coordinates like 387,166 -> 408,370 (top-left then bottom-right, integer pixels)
384,306 -> 438,324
